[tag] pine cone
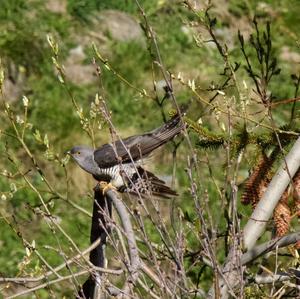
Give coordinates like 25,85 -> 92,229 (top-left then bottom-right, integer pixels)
242,155 -> 272,208
255,180 -> 269,208
274,195 -> 291,237
293,169 -> 300,217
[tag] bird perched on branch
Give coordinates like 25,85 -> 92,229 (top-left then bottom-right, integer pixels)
68,113 -> 185,198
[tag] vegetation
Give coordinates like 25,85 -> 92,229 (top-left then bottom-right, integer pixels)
1,0 -> 300,298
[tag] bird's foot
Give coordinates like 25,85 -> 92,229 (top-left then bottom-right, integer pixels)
98,181 -> 117,195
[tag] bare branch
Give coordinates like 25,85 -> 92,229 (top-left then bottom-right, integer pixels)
6,270 -> 101,299
255,273 -> 292,284
106,188 -> 141,296
241,232 -> 300,265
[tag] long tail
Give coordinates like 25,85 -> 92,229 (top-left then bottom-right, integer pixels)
151,108 -> 186,143
121,167 -> 177,198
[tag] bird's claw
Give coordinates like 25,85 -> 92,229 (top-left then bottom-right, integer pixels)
98,181 -> 117,195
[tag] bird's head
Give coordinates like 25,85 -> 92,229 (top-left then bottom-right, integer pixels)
66,146 -> 94,166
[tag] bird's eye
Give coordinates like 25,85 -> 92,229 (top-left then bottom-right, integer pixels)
77,151 -> 81,155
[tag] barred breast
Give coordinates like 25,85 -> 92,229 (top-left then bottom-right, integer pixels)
98,164 -> 136,188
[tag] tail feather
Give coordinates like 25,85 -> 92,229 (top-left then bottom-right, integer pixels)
122,167 -> 177,198
151,108 -> 186,142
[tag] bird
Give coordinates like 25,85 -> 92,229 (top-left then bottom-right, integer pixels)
67,113 -> 185,198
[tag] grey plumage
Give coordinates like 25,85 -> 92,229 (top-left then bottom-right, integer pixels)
68,113 -> 184,198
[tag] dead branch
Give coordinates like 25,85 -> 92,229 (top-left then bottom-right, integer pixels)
106,188 -> 141,298
254,272 -> 294,284
241,232 -> 300,265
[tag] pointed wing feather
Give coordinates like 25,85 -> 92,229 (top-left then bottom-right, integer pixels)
123,167 -> 178,198
94,114 -> 184,168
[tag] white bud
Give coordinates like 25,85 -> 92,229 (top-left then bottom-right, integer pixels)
10,183 -> 17,193
94,94 -> 100,105
221,122 -> 226,132
26,247 -> 31,257
188,79 -> 196,91
58,74 -> 64,84
26,123 -> 33,129
22,96 -> 29,107
44,134 -> 49,148
16,115 -> 24,124
0,70 -> 4,84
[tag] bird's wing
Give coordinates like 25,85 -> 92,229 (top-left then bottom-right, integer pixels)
94,114 -> 184,168
122,167 -> 178,198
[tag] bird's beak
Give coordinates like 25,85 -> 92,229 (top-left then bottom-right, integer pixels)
65,150 -> 71,156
